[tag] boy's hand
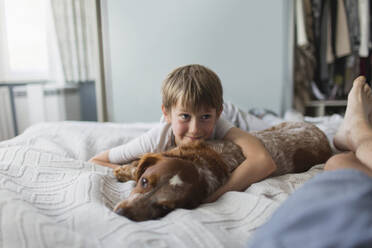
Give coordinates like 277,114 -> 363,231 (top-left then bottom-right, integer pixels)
89,150 -> 120,169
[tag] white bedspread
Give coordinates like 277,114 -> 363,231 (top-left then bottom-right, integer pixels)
0,115 -> 343,248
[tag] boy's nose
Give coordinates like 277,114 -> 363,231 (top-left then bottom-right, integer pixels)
189,119 -> 201,134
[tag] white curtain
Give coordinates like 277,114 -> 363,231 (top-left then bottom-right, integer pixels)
50,0 -> 98,83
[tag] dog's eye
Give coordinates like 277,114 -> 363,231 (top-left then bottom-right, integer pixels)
162,205 -> 171,211
158,204 -> 171,213
141,177 -> 148,188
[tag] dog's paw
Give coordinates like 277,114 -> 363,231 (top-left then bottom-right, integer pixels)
113,166 -> 135,182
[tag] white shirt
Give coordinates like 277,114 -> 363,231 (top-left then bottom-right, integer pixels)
108,117 -> 234,164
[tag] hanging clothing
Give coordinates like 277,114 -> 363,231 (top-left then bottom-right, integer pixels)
319,0 -> 331,94
294,0 -> 317,112
296,0 -> 309,46
343,0 -> 360,54
335,0 -> 351,57
358,0 -> 370,58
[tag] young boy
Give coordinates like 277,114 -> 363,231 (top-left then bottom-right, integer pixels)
89,64 -> 276,202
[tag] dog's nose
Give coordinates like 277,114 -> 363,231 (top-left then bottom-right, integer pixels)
114,206 -> 143,221
114,207 -> 126,216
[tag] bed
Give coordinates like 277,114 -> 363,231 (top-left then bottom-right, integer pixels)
0,113 -> 343,247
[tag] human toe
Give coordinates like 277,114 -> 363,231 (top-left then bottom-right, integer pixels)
353,76 -> 366,88
363,83 -> 372,96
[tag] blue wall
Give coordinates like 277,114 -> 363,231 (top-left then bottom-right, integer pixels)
104,0 -> 293,122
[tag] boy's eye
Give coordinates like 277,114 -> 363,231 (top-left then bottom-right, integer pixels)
201,114 -> 211,120
179,114 -> 190,120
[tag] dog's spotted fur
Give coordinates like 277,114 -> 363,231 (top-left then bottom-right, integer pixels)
113,122 -> 332,221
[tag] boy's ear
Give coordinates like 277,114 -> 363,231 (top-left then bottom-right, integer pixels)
161,105 -> 171,123
217,107 -> 223,118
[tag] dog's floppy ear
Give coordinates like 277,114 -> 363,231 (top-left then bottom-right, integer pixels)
135,154 -> 162,181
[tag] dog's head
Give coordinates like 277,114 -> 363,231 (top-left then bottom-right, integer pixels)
114,153 -> 209,221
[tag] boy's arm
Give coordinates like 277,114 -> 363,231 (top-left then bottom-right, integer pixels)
89,150 -> 120,169
204,127 -> 276,203
88,123 -> 170,169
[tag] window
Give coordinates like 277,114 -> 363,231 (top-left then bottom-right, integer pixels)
0,0 -> 63,83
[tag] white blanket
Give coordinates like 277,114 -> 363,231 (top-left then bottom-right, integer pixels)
0,115 -> 343,247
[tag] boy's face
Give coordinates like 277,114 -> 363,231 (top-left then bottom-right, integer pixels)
162,101 -> 221,146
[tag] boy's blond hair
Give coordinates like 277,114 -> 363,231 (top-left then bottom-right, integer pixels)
162,64 -> 223,113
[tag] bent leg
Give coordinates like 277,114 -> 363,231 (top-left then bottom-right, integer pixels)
355,138 -> 372,171
248,169 -> 372,248
324,152 -> 372,178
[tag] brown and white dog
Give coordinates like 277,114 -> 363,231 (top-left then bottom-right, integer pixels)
113,122 -> 332,221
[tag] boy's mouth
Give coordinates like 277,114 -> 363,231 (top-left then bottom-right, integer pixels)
186,136 -> 203,141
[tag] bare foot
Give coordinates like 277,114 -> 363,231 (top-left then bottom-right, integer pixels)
333,76 -> 372,151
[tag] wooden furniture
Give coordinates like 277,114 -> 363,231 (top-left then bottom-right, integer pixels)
305,100 -> 347,116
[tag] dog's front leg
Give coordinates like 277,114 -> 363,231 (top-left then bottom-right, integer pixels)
113,160 -> 139,182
